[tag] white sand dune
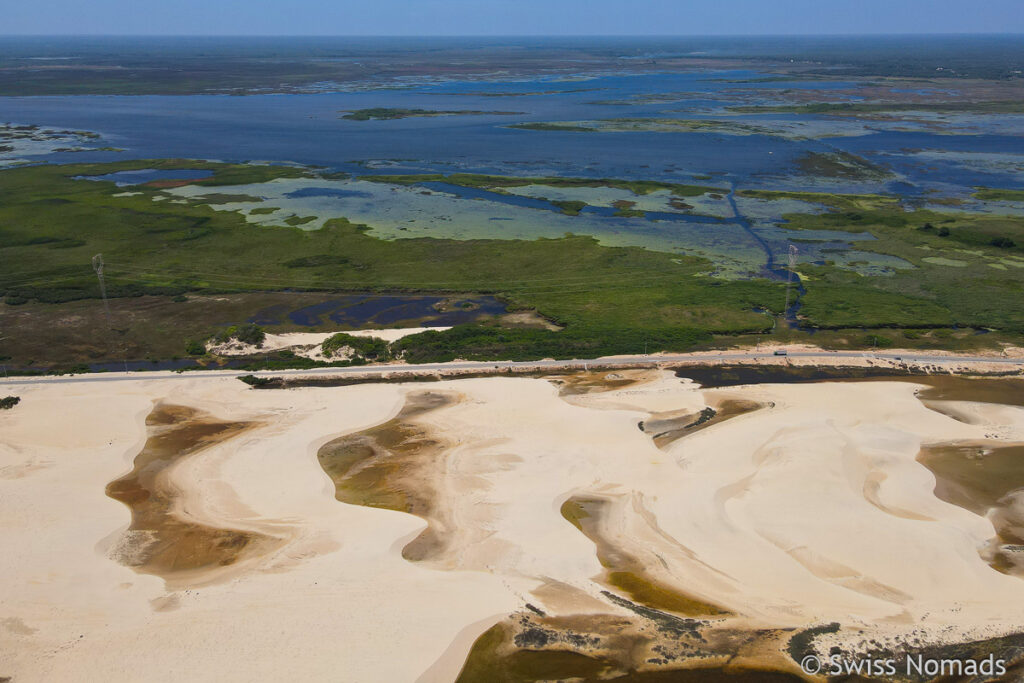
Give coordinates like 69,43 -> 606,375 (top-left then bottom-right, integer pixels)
2,371 -> 1024,681
207,326 -> 451,359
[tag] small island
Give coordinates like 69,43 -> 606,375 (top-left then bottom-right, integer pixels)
340,107 -> 523,120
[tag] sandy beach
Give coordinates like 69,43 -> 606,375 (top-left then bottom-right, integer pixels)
2,369 -> 1024,681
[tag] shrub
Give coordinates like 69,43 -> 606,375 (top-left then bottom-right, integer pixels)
238,375 -> 274,387
863,334 -> 894,348
991,236 -> 1017,249
321,333 -> 390,361
392,323 -> 711,363
213,324 -> 266,347
0,396 -> 20,410
185,339 -> 207,356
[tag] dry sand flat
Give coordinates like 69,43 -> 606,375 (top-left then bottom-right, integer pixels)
1,371 -> 1024,681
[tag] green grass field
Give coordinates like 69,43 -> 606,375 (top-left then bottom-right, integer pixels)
740,190 -> 1024,332
0,161 -> 785,367
2,162 -> 1022,368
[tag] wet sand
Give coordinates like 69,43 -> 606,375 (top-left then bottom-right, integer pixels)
317,390 -> 456,561
560,496 -> 728,616
918,441 -> 1024,576
641,396 -> 767,449
105,403 -> 282,583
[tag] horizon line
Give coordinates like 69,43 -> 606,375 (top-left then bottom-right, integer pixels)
3,32 -> 1024,38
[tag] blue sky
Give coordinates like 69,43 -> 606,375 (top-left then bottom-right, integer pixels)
6,0 -> 1024,35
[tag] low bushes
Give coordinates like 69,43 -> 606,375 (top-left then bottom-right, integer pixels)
321,333 -> 390,361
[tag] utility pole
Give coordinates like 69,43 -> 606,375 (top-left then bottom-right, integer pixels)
782,244 -> 799,323
92,254 -> 111,326
93,254 -> 128,372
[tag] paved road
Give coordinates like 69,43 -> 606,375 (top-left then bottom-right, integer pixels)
2,350 -> 1022,386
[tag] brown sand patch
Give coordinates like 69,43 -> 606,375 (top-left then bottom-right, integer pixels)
782,547 -> 913,605
316,390 -> 457,562
454,609 -> 804,683
142,178 -> 208,189
3,617 -> 37,636
913,376 -> 1024,407
105,403 -> 280,583
547,370 -> 659,397
498,310 -> 563,331
918,440 -> 1024,576
149,594 -> 181,612
642,396 -> 767,449
560,496 -> 728,617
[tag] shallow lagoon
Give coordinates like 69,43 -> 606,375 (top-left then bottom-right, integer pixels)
3,70 -> 1022,197
167,175 -> 908,277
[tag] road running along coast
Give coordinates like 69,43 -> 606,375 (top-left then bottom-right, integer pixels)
2,349 -> 1023,386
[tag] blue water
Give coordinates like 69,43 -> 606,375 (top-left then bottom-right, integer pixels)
77,168 -> 213,186
285,187 -> 374,199
6,69 -> 1018,195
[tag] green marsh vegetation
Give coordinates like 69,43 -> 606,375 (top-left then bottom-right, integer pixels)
362,172 -> 722,197
340,108 -> 522,120
506,122 -> 596,132
973,188 -> 1024,202
321,332 -> 390,360
611,200 -> 646,218
741,189 -> 1024,333
3,161 -> 1023,368
794,151 -> 890,180
0,161 -> 780,367
509,118 -> 770,135
212,324 -> 267,347
550,200 -> 587,216
728,102 -> 1024,115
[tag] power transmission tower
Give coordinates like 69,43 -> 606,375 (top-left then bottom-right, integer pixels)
92,254 -> 111,326
782,244 -> 799,320
93,253 -> 129,371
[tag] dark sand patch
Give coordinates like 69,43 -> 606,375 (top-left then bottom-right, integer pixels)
455,609 -> 804,683
106,403 -> 280,582
456,607 -> 1024,683
642,396 -> 767,449
673,365 -> 1024,391
316,390 -> 456,562
918,440 -> 1024,576
560,497 -> 728,617
547,370 -> 657,397
913,376 -> 1024,408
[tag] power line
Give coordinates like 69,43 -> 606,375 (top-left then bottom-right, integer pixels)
92,254 -> 112,326
783,244 -> 799,323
